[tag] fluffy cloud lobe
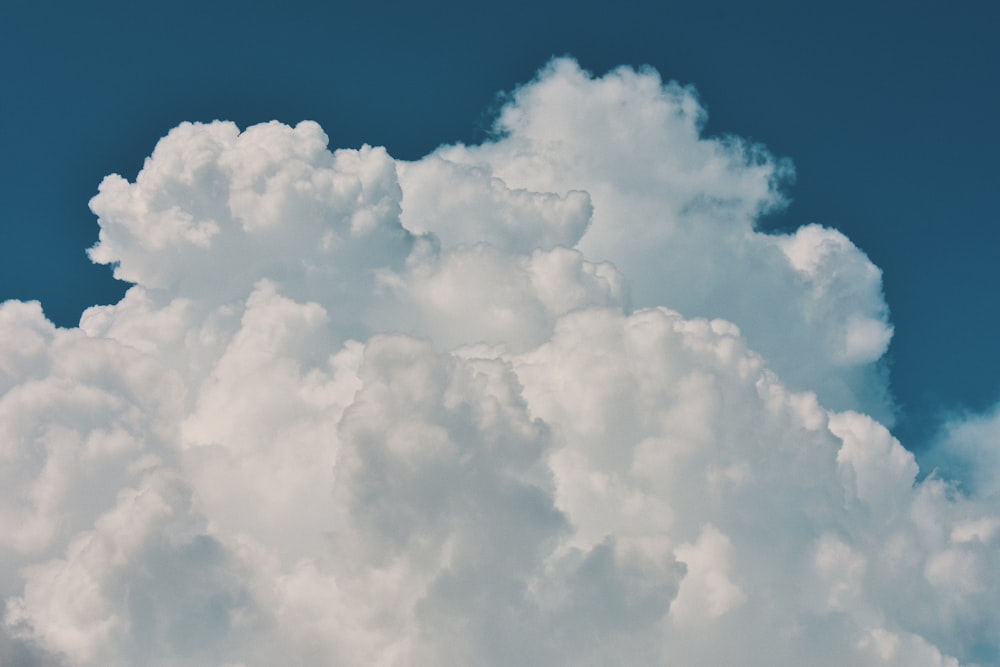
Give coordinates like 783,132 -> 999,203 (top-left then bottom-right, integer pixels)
2,59 -> 997,666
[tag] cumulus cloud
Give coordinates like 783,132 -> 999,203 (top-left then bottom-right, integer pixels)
418,58 -> 894,422
926,404 -> 1000,499
1,58 -> 997,665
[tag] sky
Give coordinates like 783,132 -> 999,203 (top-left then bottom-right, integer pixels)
1,1 -> 999,665
2,0 -> 998,450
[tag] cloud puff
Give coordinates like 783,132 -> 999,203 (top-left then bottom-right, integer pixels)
926,404 -> 1000,499
2,58 -> 997,665
420,58 -> 894,422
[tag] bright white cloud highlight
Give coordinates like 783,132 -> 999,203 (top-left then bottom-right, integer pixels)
1,58 -> 997,666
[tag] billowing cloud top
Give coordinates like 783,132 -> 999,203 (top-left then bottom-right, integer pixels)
1,58 -> 997,666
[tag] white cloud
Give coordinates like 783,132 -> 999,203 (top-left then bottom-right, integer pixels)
419,58 -> 894,422
927,403 -> 1000,499
397,156 -> 593,253
6,470 -> 260,667
1,58 -> 997,665
88,120 -> 414,328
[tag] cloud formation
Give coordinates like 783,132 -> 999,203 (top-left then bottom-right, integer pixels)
1,58 -> 997,665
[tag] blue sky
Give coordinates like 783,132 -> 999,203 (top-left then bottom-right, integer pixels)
3,0 -> 997,451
